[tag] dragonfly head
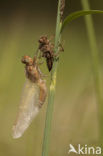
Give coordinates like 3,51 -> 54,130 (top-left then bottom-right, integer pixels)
39,36 -> 49,45
21,56 -> 33,66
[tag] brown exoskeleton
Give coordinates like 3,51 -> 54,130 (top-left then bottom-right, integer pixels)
38,36 -> 54,71
37,36 -> 64,72
22,55 -> 47,107
12,55 -> 47,139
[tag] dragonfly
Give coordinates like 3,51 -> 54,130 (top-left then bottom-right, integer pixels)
12,55 -> 47,139
37,36 -> 64,72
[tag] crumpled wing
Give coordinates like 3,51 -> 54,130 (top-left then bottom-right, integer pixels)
12,79 -> 40,139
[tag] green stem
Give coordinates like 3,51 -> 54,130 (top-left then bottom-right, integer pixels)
42,0 -> 62,156
81,0 -> 103,144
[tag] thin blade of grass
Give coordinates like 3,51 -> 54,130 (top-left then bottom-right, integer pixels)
42,0 -> 63,156
61,10 -> 103,32
81,0 -> 103,144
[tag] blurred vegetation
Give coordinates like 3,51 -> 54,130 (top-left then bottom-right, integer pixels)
0,0 -> 103,156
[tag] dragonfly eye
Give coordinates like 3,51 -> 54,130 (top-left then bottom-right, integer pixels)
21,56 -> 33,66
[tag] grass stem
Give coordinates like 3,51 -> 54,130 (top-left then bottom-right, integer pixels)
42,0 -> 63,156
81,0 -> 103,144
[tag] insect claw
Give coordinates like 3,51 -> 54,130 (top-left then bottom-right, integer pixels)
54,52 -> 60,57
58,43 -> 64,52
55,56 -> 59,61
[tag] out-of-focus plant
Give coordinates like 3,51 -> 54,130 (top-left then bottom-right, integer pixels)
42,0 -> 103,156
81,0 -> 103,146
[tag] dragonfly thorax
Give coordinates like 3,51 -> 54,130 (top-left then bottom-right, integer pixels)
25,65 -> 40,83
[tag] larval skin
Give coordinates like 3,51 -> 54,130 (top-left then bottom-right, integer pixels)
12,79 -> 40,139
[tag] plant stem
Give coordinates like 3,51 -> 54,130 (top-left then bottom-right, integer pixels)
81,0 -> 103,144
42,0 -> 62,156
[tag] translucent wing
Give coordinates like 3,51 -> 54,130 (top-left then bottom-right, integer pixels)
12,79 -> 40,139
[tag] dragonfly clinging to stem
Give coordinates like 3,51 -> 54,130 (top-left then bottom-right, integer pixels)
12,55 -> 47,139
37,36 -> 64,72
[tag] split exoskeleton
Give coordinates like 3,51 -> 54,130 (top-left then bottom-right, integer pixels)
21,55 -> 47,108
12,35 -> 64,139
12,55 -> 47,138
37,36 -> 64,72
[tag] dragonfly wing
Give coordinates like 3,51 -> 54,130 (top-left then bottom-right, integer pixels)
12,79 -> 40,139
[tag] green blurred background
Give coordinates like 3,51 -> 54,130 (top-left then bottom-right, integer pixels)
0,0 -> 103,155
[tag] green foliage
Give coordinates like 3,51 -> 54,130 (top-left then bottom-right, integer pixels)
81,0 -> 103,144
42,4 -> 103,156
61,10 -> 103,32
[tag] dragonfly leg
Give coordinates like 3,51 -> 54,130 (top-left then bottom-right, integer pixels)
35,48 -> 39,57
54,44 -> 64,60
